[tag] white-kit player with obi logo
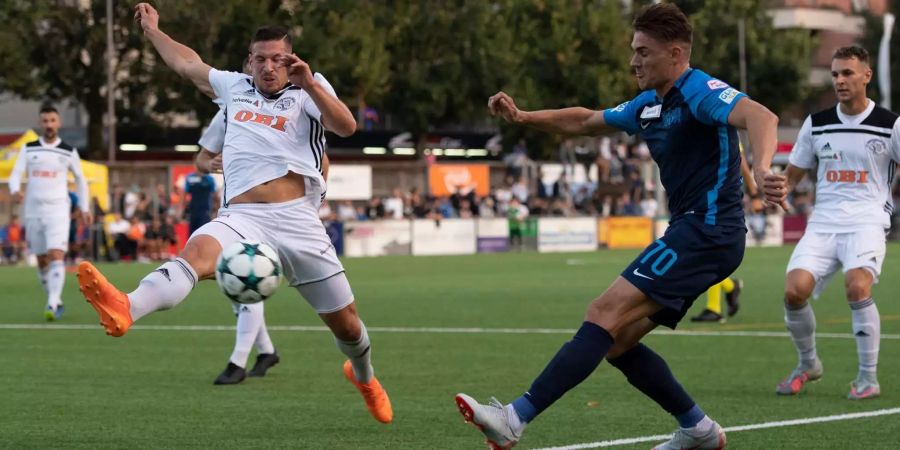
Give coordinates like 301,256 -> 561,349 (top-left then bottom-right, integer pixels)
778,46 -> 900,400
196,99 -> 330,386
9,105 -> 92,321
77,3 -> 391,423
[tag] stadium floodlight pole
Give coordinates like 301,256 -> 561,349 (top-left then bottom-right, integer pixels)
879,13 -> 895,110
106,0 -> 116,162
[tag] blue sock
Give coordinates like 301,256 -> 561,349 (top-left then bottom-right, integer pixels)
607,343 -> 702,427
512,322 -> 614,423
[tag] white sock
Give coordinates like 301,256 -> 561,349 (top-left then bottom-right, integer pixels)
230,302 -> 264,368
37,267 -> 49,295
850,298 -> 880,375
128,258 -> 197,321
336,321 -> 373,383
785,302 -> 817,367
255,318 -> 275,355
45,260 -> 66,308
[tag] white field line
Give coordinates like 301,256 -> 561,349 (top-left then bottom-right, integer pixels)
0,323 -> 899,340
533,407 -> 900,450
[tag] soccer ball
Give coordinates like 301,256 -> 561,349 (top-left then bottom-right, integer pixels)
215,240 -> 283,304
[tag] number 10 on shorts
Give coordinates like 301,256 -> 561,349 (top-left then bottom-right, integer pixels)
640,239 -> 678,276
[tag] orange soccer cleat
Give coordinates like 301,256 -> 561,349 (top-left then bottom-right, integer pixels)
77,262 -> 133,337
343,360 -> 393,424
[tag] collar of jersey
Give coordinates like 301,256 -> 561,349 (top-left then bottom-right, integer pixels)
250,81 -> 299,101
654,67 -> 695,102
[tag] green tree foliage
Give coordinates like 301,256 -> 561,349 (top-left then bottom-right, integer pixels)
0,1 -> 144,159
684,0 -> 815,114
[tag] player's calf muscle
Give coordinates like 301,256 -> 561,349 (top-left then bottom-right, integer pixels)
180,235 -> 220,280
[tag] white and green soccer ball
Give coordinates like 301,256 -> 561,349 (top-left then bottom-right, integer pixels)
215,240 -> 283,304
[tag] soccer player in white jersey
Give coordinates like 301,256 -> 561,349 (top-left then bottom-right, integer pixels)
777,46 -> 900,400
194,108 -> 279,385
76,3 -> 392,423
9,106 -> 92,321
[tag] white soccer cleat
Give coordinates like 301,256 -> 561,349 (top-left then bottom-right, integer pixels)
455,393 -> 523,450
652,419 -> 726,450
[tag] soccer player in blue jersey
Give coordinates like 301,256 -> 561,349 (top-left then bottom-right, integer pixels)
455,4 -> 787,449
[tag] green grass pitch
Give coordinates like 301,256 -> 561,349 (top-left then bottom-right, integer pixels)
1,245 -> 899,449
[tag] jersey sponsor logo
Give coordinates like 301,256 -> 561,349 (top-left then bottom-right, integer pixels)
866,139 -> 887,155
242,89 -> 256,96
233,110 -> 289,132
640,104 -> 662,119
273,97 -> 296,111
825,170 -> 869,183
30,169 -> 59,178
707,79 -> 728,90
611,101 -> 630,112
818,143 -> 841,161
232,96 -> 260,108
718,88 -> 740,104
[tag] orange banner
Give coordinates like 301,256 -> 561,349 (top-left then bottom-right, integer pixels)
606,217 -> 653,249
428,164 -> 489,197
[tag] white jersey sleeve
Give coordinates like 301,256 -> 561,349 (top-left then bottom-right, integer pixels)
892,119 -> 900,163
789,116 -> 816,169
69,148 -> 90,213
209,69 -> 248,103
199,109 -> 227,154
303,73 -> 338,121
8,148 -> 26,194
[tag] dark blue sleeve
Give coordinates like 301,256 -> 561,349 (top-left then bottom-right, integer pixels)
602,95 -> 644,135
204,174 -> 216,189
184,176 -> 192,194
684,76 -> 746,126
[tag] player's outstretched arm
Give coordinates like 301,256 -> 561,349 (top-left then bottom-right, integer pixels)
134,3 -> 214,98
488,91 -> 609,136
727,97 -> 788,209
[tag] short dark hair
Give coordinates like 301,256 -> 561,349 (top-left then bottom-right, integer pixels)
39,105 -> 58,115
833,45 -> 869,64
633,3 -> 693,46
250,25 -> 291,50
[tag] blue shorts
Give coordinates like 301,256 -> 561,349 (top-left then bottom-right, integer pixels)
622,216 -> 746,329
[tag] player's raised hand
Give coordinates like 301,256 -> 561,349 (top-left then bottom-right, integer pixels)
82,212 -> 94,226
759,171 -> 790,211
11,191 -> 23,204
134,3 -> 160,34
488,92 -> 523,124
279,54 -> 315,89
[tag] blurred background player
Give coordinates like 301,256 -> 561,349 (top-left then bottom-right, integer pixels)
8,106 -> 92,320
77,3 -> 391,423
196,98 -> 280,385
455,4 -> 785,449
777,46 -> 899,400
182,168 -> 217,236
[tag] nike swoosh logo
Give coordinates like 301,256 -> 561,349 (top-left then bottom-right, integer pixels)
857,251 -> 875,258
640,121 -> 651,129
632,268 -> 654,280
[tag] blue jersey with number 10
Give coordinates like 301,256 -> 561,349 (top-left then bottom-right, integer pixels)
604,68 -> 746,228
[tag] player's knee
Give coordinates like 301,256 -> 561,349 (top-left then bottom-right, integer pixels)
783,285 -> 809,306
845,279 -> 871,302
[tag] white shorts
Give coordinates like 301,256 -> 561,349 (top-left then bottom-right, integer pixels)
24,215 -> 70,254
787,227 -> 886,297
192,195 -> 352,314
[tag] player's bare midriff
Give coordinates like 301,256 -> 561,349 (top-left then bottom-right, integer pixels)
229,171 -> 306,204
